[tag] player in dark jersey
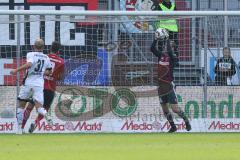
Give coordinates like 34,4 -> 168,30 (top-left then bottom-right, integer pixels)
21,41 -> 64,133
151,35 -> 191,133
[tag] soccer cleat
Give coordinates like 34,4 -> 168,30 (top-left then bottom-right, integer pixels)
16,125 -> 23,135
16,129 -> 23,135
185,121 -> 192,131
168,125 -> 177,133
44,114 -> 53,126
47,119 -> 53,126
28,123 -> 36,133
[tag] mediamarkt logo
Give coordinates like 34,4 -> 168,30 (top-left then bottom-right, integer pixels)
121,121 -> 187,131
0,122 -> 14,131
36,121 -> 102,132
208,121 -> 240,130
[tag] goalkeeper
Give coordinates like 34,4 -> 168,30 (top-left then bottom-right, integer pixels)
151,29 -> 191,133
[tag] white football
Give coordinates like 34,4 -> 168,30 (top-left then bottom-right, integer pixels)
155,28 -> 169,40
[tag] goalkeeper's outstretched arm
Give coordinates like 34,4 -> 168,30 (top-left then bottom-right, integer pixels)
150,39 -> 163,58
151,38 -> 179,67
166,39 -> 179,67
166,40 -> 176,58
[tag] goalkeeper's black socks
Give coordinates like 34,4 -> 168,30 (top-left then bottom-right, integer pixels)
168,125 -> 177,133
168,121 -> 177,133
165,112 -> 174,123
185,121 -> 191,131
177,110 -> 188,121
177,111 -> 192,131
164,112 -> 177,133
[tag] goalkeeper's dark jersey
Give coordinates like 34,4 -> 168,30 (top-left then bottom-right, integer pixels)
158,54 -> 174,83
151,39 -> 174,83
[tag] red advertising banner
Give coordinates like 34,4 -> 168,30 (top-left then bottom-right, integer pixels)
1,59 -> 26,86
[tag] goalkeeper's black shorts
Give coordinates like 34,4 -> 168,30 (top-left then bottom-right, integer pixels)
43,89 -> 55,110
158,82 -> 177,104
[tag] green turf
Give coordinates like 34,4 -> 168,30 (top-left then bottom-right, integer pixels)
0,133 -> 239,160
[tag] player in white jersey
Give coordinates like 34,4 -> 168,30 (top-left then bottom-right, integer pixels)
10,38 -> 52,134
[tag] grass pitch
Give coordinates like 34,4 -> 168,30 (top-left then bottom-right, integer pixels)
0,133 -> 239,160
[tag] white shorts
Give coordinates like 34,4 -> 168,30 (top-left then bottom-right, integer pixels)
18,85 -> 44,105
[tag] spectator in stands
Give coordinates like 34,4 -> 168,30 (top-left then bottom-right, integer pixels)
214,47 -> 236,85
152,0 -> 179,59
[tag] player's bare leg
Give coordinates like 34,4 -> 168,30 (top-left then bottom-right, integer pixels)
22,102 -> 34,130
34,101 -> 53,126
25,97 -> 52,133
29,108 -> 50,133
171,104 -> 191,131
35,105 -> 50,124
21,102 -> 37,133
16,100 -> 27,134
161,103 -> 177,133
28,101 -> 52,133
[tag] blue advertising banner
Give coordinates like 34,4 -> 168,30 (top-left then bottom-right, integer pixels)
63,48 -> 109,86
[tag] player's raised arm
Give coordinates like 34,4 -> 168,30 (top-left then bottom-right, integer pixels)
151,39 -> 161,58
10,62 -> 32,75
10,51 -> 35,75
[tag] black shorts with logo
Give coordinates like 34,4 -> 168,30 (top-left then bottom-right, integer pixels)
158,82 -> 178,104
43,89 -> 55,110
